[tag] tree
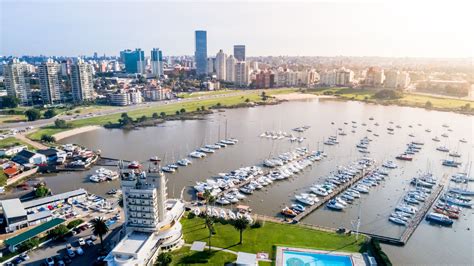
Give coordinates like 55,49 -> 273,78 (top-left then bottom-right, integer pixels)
18,238 -> 40,252
49,224 -> 69,239
425,101 -> 433,108
156,252 -> 172,266
25,109 -> 41,121
160,112 -> 166,118
138,115 -> 147,123
91,217 -> 109,250
180,108 -> 186,114
41,134 -> 56,143
202,190 -> 216,252
245,98 -> 250,103
261,91 -> 268,101
54,119 -> 69,128
67,219 -> 84,229
119,113 -> 133,126
232,217 -> 249,244
43,109 -> 57,119
175,110 -> 180,115
201,106 -> 206,111
152,112 -> 159,119
0,95 -> 20,109
35,185 -> 50,197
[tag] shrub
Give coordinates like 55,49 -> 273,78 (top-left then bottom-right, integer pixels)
250,220 -> 262,228
43,109 -> 57,119
187,212 -> 196,219
67,219 -> 84,229
152,112 -> 159,119
48,224 -> 69,239
18,238 -> 40,252
25,109 -> 41,121
41,134 -> 56,143
35,185 -> 50,198
160,112 -> 166,118
54,119 -> 69,129
372,89 -> 403,100
0,95 -> 20,109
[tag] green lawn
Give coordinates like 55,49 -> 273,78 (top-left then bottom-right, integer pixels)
0,169 -> 7,186
0,115 -> 26,124
0,137 -> 34,150
171,246 -> 236,266
178,89 -> 239,99
176,215 -> 365,265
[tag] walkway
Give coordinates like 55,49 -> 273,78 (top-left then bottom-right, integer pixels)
15,133 -> 48,149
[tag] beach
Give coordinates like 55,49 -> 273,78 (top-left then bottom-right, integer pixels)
52,125 -> 101,141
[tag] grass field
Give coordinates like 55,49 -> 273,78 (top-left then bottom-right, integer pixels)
0,115 -> 26,124
174,216 -> 366,265
307,87 -> 473,111
178,89 -> 238,99
0,137 -> 34,150
171,246 -> 236,266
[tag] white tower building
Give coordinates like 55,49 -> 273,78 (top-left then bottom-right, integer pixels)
215,49 -> 227,81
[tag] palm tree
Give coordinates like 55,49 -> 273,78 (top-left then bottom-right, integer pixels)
204,215 -> 215,253
232,217 -> 249,244
91,217 -> 109,250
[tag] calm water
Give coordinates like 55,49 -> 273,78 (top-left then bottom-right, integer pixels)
19,99 -> 474,264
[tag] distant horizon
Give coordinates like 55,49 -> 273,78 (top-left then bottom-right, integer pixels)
1,1 -> 473,58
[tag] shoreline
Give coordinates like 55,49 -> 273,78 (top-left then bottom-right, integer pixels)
273,93 -> 336,101
52,125 -> 101,141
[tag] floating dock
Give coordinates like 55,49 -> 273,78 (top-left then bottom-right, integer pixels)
293,164 -> 377,222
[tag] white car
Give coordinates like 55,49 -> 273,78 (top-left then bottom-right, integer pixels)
78,237 -> 85,246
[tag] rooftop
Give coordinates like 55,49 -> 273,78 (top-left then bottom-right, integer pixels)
5,218 -> 65,247
21,188 -> 87,209
113,231 -> 152,255
1,198 -> 27,218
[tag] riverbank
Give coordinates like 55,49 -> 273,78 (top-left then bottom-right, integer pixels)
26,90 -> 285,141
273,92 -> 335,101
305,88 -> 474,115
52,125 -> 101,141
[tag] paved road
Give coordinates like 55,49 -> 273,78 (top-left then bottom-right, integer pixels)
1,90 -> 257,131
20,220 -> 124,266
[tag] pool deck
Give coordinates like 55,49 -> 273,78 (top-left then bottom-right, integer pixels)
275,246 -> 366,266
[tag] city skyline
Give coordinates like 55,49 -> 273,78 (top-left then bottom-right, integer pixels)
1,1 -> 473,58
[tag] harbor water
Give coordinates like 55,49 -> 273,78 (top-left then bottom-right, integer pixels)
8,99 -> 474,265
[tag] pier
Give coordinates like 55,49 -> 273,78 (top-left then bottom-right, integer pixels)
293,164 -> 377,222
360,178 -> 445,246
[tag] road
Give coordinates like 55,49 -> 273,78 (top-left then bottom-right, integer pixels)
0,90 -> 257,131
20,220 -> 124,266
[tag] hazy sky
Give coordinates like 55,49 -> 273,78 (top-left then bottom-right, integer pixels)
1,0 -> 473,58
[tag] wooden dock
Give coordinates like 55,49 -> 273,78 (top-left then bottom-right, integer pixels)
293,164 -> 377,222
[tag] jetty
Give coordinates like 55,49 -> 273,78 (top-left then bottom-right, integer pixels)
293,164 -> 377,222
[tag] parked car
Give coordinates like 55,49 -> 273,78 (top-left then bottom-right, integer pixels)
45,257 -> 55,266
86,239 -> 94,246
62,255 -> 72,264
76,247 -> 84,255
66,248 -> 75,258
78,237 -> 85,246
20,252 -> 30,261
90,235 -> 97,241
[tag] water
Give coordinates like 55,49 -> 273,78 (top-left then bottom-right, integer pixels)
282,250 -> 353,266
7,99 -> 474,264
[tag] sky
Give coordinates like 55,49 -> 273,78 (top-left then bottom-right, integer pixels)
1,0 -> 473,58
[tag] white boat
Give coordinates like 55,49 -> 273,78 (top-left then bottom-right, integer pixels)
382,160 -> 398,169
295,193 -> 316,205
436,146 -> 449,152
219,209 -> 227,219
177,158 -> 192,166
327,199 -> 344,210
389,216 -> 407,226
228,210 -> 236,219
192,208 -> 201,216
189,151 -> 206,158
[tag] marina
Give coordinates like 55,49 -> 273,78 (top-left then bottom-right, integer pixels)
5,99 -> 472,265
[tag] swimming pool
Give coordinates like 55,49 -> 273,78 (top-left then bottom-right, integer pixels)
282,250 -> 353,266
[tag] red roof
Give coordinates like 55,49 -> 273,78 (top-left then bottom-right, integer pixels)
4,167 -> 20,177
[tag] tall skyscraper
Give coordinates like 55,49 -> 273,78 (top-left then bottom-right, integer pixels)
120,49 -> 145,74
3,59 -> 32,105
151,48 -> 164,78
207,58 -> 215,74
194,30 -> 208,75
71,58 -> 95,103
234,45 -> 246,61
226,55 -> 236,82
215,49 -> 227,81
38,59 -> 62,105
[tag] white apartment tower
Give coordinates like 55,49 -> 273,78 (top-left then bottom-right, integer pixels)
215,49 -> 227,81
3,59 -> 32,105
38,59 -> 62,105
225,55 -> 236,82
71,58 -> 95,103
234,61 -> 249,87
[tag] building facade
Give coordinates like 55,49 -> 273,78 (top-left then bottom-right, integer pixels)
121,49 -> 146,74
215,49 -> 227,81
233,45 -> 246,61
194,30 -> 208,75
3,59 -> 32,105
71,58 -> 95,102
38,59 -> 62,105
235,61 -> 249,87
151,48 -> 164,78
226,55 -> 236,82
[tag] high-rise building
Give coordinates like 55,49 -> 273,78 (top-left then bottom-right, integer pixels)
71,58 -> 95,103
207,58 -> 215,74
255,70 -> 275,89
364,67 -> 384,87
194,30 -> 208,75
233,45 -> 246,61
225,55 -> 236,82
120,49 -> 146,74
3,59 -> 32,105
235,61 -> 249,87
384,70 -> 410,89
215,49 -> 227,81
151,48 -> 164,78
38,59 -> 62,105
319,70 -> 337,86
335,68 -> 354,86
106,163 -> 185,265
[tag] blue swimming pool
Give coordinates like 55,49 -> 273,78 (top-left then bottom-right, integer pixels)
282,250 -> 353,266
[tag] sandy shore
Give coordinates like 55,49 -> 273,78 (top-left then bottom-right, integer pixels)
53,125 -> 101,141
273,93 -> 336,101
